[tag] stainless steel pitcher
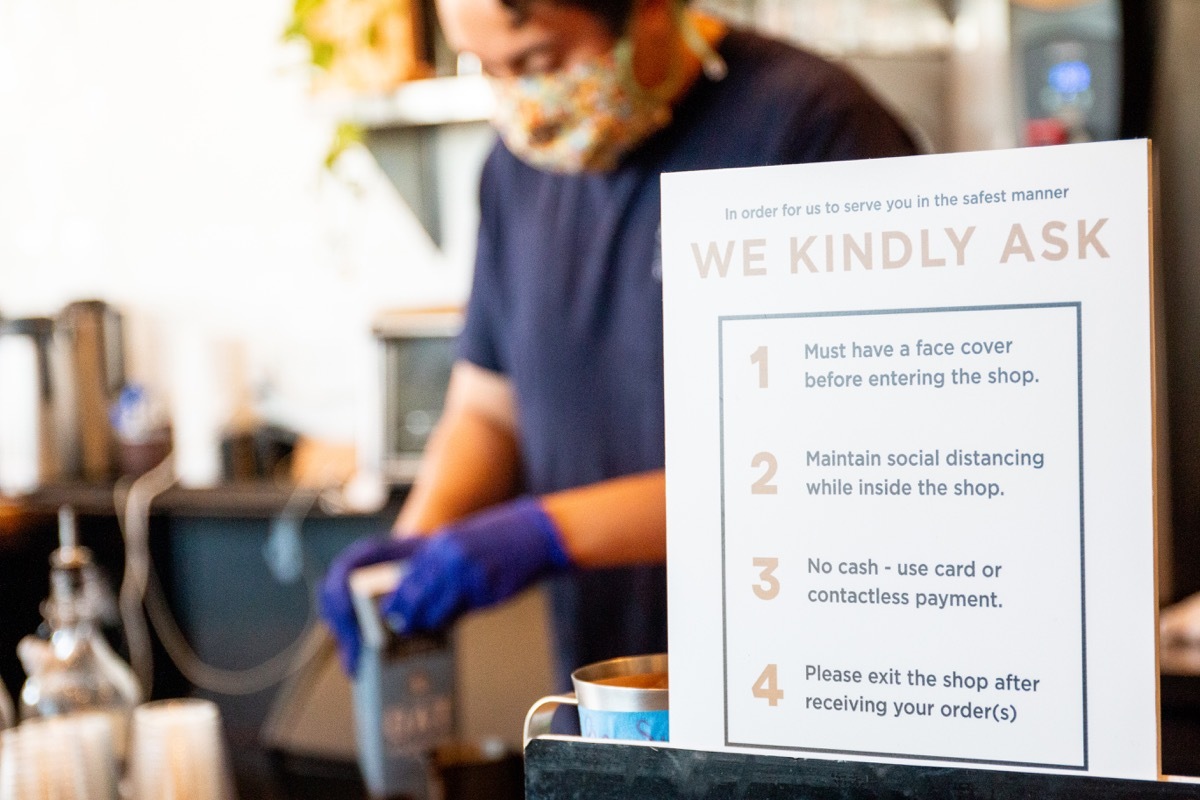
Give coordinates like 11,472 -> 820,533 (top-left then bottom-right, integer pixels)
60,300 -> 125,482
0,317 -> 70,494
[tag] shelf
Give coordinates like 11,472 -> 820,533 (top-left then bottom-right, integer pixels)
329,75 -> 495,131
319,75 -> 496,247
7,481 -> 407,519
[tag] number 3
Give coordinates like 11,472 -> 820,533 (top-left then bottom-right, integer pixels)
752,557 -> 780,600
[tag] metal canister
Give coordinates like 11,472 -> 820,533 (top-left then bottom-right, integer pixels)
0,317 -> 70,494
60,300 -> 125,482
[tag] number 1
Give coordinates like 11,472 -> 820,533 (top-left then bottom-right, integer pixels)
750,346 -> 768,388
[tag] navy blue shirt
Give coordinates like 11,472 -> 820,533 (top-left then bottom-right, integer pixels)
458,28 -> 917,686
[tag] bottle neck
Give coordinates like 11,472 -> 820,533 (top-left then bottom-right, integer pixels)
49,616 -> 99,661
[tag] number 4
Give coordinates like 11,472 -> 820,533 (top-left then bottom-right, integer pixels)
752,664 -> 784,706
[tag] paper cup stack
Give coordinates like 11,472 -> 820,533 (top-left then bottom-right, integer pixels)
127,699 -> 234,800
0,713 -> 120,800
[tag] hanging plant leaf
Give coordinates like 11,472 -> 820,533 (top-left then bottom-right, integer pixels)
324,121 -> 365,170
312,41 -> 337,69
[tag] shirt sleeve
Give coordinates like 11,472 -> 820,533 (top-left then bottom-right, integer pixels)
455,145 -> 507,374
811,88 -> 919,162
778,59 -> 919,164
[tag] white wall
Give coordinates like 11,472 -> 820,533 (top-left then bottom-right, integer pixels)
0,0 -> 481,443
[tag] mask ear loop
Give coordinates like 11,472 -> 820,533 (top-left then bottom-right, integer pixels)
614,32 -> 684,103
614,0 -> 727,102
677,2 -> 728,81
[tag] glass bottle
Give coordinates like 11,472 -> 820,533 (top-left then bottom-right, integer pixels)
17,507 -> 142,756
0,678 -> 13,729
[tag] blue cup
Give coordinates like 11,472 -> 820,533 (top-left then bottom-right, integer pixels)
523,653 -> 669,746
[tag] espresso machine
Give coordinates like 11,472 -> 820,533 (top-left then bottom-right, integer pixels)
949,0 -> 1155,152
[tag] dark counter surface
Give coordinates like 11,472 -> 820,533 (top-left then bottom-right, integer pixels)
525,738 -> 1200,800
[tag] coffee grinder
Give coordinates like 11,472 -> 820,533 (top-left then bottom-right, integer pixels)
349,562 -> 457,800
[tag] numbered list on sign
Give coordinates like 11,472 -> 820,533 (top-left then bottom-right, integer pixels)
719,304 -> 1086,769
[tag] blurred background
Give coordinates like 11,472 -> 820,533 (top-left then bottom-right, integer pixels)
0,0 -> 484,456
5,0 -> 1200,796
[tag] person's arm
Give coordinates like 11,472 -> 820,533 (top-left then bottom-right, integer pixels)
398,361 -> 668,567
327,365 -> 667,658
381,471 -> 667,633
542,470 -> 666,567
394,360 -> 523,535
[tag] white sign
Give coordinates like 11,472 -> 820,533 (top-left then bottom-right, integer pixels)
662,141 -> 1159,779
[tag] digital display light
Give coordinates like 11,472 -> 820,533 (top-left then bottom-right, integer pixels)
1049,60 -> 1092,95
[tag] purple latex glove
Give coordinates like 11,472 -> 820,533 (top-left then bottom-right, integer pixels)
319,535 -> 420,676
381,497 -> 572,634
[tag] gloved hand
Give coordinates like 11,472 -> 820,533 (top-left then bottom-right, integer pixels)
319,535 -> 421,676
382,496 -> 572,635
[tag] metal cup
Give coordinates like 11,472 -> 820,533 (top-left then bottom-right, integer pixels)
523,653 -> 668,747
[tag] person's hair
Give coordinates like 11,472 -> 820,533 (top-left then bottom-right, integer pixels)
499,0 -> 637,35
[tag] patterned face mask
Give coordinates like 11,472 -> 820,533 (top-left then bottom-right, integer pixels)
490,41 -> 676,173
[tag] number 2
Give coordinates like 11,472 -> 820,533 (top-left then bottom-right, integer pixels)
753,664 -> 784,706
751,452 -> 778,494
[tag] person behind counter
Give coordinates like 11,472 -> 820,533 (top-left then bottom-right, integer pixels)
320,0 -> 917,684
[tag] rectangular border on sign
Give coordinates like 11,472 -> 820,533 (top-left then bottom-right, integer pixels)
716,302 -> 1087,771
